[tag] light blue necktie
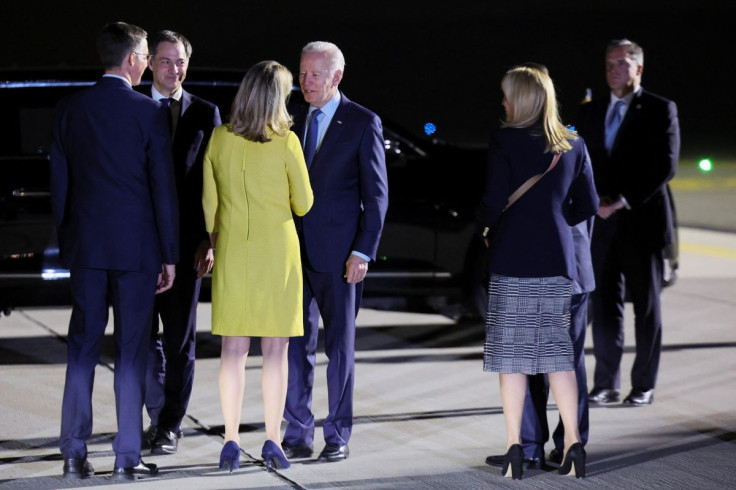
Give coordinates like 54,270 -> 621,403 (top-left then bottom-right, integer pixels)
604,100 -> 625,154
304,108 -> 322,168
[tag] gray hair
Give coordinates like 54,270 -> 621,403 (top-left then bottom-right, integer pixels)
301,41 -> 345,74
606,39 -> 644,66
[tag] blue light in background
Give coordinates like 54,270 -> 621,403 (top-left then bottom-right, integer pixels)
424,122 -> 436,136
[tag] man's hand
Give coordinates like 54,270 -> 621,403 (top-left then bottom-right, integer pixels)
194,239 -> 215,278
597,198 -> 625,219
344,254 -> 368,284
156,263 -> 176,294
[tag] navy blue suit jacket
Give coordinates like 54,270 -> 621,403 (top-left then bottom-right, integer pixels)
50,76 -> 179,272
291,92 -> 389,273
478,126 -> 599,281
577,88 -> 679,251
169,89 -> 221,259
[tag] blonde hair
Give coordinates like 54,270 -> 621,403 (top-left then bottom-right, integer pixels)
501,65 -> 577,153
230,60 -> 293,142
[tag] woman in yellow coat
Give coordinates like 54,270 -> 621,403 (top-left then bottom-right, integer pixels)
202,60 -> 313,472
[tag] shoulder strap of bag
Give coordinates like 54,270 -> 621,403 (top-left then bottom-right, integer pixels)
503,152 -> 561,212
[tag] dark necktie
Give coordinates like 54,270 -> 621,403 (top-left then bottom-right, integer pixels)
160,97 -> 180,136
604,100 -> 625,154
303,108 -> 322,168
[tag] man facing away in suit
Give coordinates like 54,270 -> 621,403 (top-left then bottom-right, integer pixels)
142,30 -> 221,456
578,39 -> 680,406
283,41 -> 389,462
50,22 -> 179,481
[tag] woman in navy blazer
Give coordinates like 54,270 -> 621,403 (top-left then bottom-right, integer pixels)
477,65 -> 598,480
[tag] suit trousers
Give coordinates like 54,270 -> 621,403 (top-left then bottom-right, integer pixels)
284,267 -> 362,447
591,216 -> 664,391
521,293 -> 590,459
145,267 -> 201,432
60,268 -> 157,468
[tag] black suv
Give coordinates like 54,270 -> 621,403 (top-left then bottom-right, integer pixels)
0,68 -> 488,317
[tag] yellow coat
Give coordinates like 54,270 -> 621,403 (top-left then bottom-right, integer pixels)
203,125 -> 313,337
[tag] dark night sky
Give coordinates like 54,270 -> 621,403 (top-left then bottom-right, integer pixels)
3,0 -> 734,159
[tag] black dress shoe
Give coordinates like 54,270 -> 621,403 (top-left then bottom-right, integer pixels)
281,441 -> 313,459
62,458 -> 94,479
111,461 -> 159,481
151,430 -> 179,455
548,448 -> 563,465
588,388 -> 620,404
142,425 -> 159,450
485,454 -> 544,469
318,443 -> 349,462
623,388 -> 654,405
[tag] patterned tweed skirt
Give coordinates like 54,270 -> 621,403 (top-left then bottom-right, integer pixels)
483,274 -> 574,374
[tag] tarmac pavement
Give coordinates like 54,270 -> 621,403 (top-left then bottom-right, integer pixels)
1,226 -> 735,489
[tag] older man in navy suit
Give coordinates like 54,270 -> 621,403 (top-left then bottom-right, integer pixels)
50,22 -> 179,481
578,39 -> 679,406
283,41 -> 389,462
142,30 -> 221,456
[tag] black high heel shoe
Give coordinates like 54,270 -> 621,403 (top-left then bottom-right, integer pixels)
219,441 -> 240,473
501,444 -> 523,480
262,440 -> 291,471
558,442 -> 586,478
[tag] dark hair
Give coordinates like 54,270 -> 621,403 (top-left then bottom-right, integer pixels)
96,22 -> 147,69
606,38 -> 644,66
149,30 -> 193,59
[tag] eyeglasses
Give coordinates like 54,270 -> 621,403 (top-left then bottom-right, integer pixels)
134,52 -> 152,61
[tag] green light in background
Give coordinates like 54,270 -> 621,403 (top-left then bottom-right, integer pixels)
698,159 -> 713,172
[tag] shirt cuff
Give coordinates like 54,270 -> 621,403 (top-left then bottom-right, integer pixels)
351,251 -> 371,262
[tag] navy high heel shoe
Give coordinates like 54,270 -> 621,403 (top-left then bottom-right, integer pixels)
558,442 -> 586,478
219,441 -> 240,473
502,444 -> 523,480
262,440 -> 291,471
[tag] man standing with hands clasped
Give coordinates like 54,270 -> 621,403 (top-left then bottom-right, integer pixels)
283,41 -> 389,462
577,39 -> 680,407
142,30 -> 221,456
51,22 -> 179,481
